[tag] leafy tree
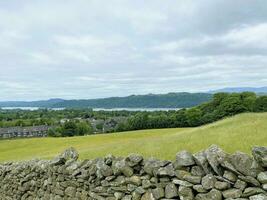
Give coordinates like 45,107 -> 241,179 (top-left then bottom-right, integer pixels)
61,121 -> 77,137
76,121 -> 93,135
185,108 -> 203,127
254,96 -> 267,112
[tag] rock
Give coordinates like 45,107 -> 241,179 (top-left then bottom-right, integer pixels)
143,158 -> 162,176
205,145 -> 226,175
193,151 -> 211,174
249,194 -> 267,200
252,147 -> 267,168
230,151 -> 256,177
126,154 -> 143,167
175,150 -> 195,167
65,187 -> 76,197
214,181 -> 229,190
234,179 -> 247,191
222,188 -> 242,199
178,186 -> 194,200
242,187 -> 266,197
193,185 -> 207,193
258,172 -> 267,184
173,179 -> 193,187
223,170 -> 237,182
141,192 -> 155,200
191,166 -> 205,177
239,175 -> 261,186
165,183 -> 178,198
151,187 -> 164,199
127,176 -> 141,186
157,164 -> 175,177
183,174 -> 202,184
201,174 -> 217,190
96,159 -> 113,177
113,160 -> 133,177
51,147 -> 79,165
195,189 -> 222,200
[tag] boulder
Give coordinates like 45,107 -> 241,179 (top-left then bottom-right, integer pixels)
252,147 -> 267,168
165,183 -> 178,198
51,147 -> 79,165
175,150 -> 195,167
205,145 -> 226,176
257,172 -> 267,184
195,189 -> 222,200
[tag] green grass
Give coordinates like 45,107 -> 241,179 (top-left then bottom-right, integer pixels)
0,113 -> 267,162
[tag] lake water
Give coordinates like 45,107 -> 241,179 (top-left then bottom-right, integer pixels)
1,107 -> 64,111
1,107 -> 181,111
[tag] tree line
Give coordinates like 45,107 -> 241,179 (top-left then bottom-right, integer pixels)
1,92 -> 267,137
115,92 -> 267,131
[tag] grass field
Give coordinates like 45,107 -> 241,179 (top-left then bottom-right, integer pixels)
0,112 -> 267,162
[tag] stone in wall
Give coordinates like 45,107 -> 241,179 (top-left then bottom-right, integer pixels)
0,145 -> 266,199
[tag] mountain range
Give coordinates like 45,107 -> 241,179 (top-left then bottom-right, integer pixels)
0,87 -> 266,109
209,86 -> 267,93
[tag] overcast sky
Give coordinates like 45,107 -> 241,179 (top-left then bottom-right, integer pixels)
1,0 -> 267,100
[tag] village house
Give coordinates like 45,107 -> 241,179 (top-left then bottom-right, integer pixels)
0,125 -> 51,139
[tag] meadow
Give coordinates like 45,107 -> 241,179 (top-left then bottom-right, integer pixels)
0,112 -> 266,162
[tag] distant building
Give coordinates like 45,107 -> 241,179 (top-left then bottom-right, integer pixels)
0,125 -> 51,139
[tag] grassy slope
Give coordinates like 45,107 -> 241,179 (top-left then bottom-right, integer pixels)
0,113 -> 266,162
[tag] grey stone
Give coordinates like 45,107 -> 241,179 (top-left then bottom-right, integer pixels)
234,179 -> 247,191
230,151 -> 256,177
258,172 -> 267,184
205,145 -> 226,175
183,174 -> 202,184
126,153 -> 143,166
223,170 -> 237,182
193,185 -> 207,193
165,183 -> 178,198
96,159 -> 113,177
141,192 -> 155,200
65,187 -> 76,197
201,174 -> 217,190
243,187 -> 266,197
195,189 -> 222,200
252,147 -> 267,168
173,179 -> 193,187
249,194 -> 267,200
214,181 -> 229,190
175,150 -> 195,167
51,147 -> 79,165
178,186 -> 194,200
193,151 -> 211,174
151,187 -> 164,199
222,189 -> 242,199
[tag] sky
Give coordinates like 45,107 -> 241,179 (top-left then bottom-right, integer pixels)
1,0 -> 267,101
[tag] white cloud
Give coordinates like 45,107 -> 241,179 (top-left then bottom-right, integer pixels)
0,0 -> 267,100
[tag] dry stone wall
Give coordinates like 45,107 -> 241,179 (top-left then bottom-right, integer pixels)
0,145 -> 267,200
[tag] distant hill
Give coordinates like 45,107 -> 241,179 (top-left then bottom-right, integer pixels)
209,86 -> 267,94
0,99 -> 64,108
0,93 -> 212,109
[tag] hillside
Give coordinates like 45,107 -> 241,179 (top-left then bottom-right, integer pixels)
0,93 -> 212,108
0,112 -> 266,162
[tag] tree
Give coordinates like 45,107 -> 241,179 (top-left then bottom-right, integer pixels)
185,108 -> 203,127
240,92 -> 256,111
76,121 -> 93,135
254,96 -> 267,112
61,121 -> 77,137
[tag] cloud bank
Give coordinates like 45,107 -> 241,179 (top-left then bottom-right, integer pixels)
0,0 -> 267,100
